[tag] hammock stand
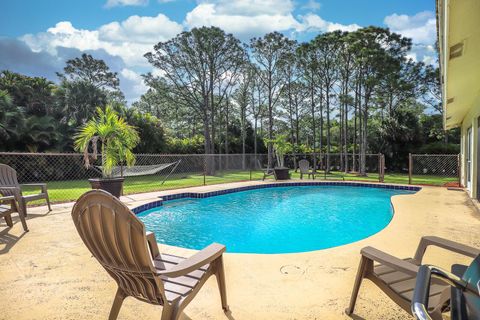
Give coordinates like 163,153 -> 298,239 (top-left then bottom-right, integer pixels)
94,160 -> 181,185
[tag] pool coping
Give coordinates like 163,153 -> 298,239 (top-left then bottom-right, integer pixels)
132,181 -> 421,214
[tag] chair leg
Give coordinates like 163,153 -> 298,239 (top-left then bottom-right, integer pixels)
214,256 -> 229,312
45,194 -> 52,211
346,256 -> 368,315
160,304 -> 180,320
4,214 -> 13,227
20,199 -> 27,217
18,211 -> 29,232
109,288 -> 126,320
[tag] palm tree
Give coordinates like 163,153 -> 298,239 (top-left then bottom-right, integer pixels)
23,115 -> 59,152
74,106 -> 139,178
0,90 -> 25,150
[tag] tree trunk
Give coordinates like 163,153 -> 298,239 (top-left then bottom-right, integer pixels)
326,87 -> 331,174
224,99 -> 229,170
310,83 -> 316,171
203,108 -> 214,175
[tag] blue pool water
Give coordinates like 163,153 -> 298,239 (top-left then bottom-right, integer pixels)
137,186 -> 415,254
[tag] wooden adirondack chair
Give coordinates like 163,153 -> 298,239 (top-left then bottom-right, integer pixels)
346,236 -> 480,320
0,164 -> 51,215
257,159 -> 276,181
0,195 -> 28,232
298,159 -> 316,179
71,190 -> 229,320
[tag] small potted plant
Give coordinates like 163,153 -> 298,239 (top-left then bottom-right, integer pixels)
266,134 -> 292,180
74,106 -> 139,197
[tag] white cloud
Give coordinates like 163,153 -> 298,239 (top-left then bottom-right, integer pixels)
384,11 -> 437,65
105,0 -> 148,8
183,0 -> 360,41
120,68 -> 148,95
99,14 -> 183,44
299,13 -> 361,33
184,0 -> 302,41
301,0 -> 321,11
384,11 -> 436,45
21,14 -> 182,68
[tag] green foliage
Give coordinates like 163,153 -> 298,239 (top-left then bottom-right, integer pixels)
265,134 -> 292,167
74,106 -> 140,178
0,26 -> 460,165
167,135 -> 205,154
417,142 -> 460,154
23,115 -> 60,152
57,53 -> 120,90
0,70 -> 55,116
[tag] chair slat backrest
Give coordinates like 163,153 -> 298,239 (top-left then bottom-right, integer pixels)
0,164 -> 20,187
298,159 -> 310,174
0,164 -> 21,198
72,190 -> 166,305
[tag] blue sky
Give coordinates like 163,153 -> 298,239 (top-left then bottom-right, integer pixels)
0,0 -> 437,102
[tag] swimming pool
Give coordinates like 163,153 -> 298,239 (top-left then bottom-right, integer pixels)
137,185 -> 416,254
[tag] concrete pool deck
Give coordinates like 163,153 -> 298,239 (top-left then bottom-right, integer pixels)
0,180 -> 479,319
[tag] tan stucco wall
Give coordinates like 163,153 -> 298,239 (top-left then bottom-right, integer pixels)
460,98 -> 480,197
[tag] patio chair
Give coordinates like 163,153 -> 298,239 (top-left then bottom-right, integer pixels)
298,159 -> 316,179
412,254 -> 480,320
257,159 -> 276,181
71,190 -> 229,320
0,164 -> 51,215
0,195 -> 28,232
346,236 -> 480,320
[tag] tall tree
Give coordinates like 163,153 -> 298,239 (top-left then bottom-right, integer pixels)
145,26 -> 246,173
312,31 -> 341,173
56,54 -> 122,125
250,32 -> 295,168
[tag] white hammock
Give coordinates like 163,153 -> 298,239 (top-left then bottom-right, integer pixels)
94,160 -> 181,182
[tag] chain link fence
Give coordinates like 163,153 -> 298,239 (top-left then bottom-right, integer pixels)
283,153 -> 382,181
409,154 -> 460,186
0,152 -> 461,204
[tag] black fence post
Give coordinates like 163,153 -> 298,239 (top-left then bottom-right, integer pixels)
249,155 -> 252,180
408,153 -> 413,185
203,154 -> 207,186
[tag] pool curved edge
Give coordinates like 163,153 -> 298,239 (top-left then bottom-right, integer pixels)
132,181 -> 421,215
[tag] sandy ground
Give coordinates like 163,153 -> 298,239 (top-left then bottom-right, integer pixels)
0,181 -> 479,320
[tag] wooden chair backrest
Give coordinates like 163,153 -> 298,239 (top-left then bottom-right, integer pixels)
298,159 -> 310,174
0,164 -> 19,187
72,190 -> 166,304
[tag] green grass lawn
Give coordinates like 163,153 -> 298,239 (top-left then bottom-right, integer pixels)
21,170 -> 458,204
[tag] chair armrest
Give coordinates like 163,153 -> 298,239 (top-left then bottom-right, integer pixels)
413,236 -> 480,262
0,186 -> 21,198
361,246 -> 419,277
146,231 -> 160,258
21,183 -> 48,192
157,243 -> 226,278
0,195 -> 15,202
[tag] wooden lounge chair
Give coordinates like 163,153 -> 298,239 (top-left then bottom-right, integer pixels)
0,195 -> 28,232
346,236 -> 480,320
257,159 -> 276,181
71,190 -> 229,320
298,159 -> 316,179
0,164 -> 51,215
